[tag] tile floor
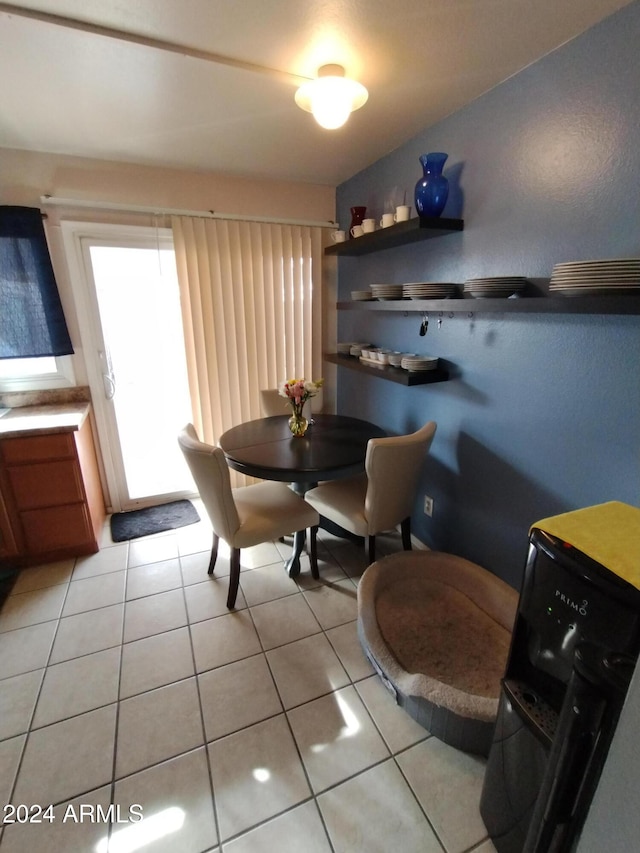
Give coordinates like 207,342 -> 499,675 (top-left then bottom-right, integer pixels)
0,504 -> 497,853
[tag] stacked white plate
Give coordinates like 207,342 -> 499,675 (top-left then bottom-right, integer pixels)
549,259 -> 640,296
349,342 -> 371,357
402,282 -> 458,299
400,354 -> 439,372
337,341 -> 366,354
370,283 -> 403,300
351,290 -> 373,301
464,277 -> 528,298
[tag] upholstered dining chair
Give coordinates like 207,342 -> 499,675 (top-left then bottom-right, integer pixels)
260,388 -> 312,420
178,424 -> 319,608
304,421 -> 437,565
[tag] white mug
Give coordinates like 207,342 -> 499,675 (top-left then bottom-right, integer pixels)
331,230 -> 346,243
394,205 -> 411,222
350,224 -> 364,238
362,218 -> 376,233
380,213 -> 395,228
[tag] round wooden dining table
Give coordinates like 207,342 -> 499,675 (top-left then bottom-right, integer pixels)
218,413 -> 386,576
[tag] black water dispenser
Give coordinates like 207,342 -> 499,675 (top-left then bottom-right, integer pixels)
480,503 -> 640,853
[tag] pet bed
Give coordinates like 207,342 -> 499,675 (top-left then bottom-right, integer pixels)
358,550 -> 518,756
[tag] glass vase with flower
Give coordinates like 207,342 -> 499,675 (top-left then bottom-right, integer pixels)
279,377 -> 324,436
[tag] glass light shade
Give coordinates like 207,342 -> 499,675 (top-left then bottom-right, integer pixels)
295,66 -> 368,130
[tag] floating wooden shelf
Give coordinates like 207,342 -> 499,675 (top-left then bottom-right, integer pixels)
325,353 -> 450,386
327,213 -> 639,390
324,216 -> 464,256
337,295 -> 640,315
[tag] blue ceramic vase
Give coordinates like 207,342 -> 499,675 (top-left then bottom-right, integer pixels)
414,153 -> 449,217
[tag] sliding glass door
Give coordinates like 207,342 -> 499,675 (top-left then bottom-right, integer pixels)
63,222 -> 194,512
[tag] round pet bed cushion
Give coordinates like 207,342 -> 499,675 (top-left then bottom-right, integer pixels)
357,551 -> 518,756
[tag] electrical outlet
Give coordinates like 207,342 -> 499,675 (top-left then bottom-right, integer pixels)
423,495 -> 434,517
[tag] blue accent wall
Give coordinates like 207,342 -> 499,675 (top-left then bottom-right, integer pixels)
335,1 -> 640,589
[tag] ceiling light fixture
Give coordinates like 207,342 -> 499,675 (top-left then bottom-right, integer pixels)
0,6 -> 369,129
295,64 -> 368,130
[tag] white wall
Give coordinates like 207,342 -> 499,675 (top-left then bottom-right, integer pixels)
0,147 -> 336,387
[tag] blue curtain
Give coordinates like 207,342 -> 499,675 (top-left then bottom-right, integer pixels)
0,205 -> 73,359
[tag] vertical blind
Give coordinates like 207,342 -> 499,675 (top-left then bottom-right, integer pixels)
0,206 -> 73,359
171,215 -> 323,483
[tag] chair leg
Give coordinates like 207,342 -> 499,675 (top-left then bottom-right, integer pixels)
227,548 -> 241,609
367,535 -> 376,565
208,533 -> 220,575
309,525 -> 319,579
401,517 -> 412,551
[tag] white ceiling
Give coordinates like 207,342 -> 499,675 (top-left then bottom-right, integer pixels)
0,0 -> 633,187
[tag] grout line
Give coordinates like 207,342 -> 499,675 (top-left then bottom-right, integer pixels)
181,570 -> 223,849
1,561 -> 76,820
392,751 -> 448,853
232,598 -> 305,844
255,605 -> 338,853
105,576 -> 127,851
1,531 -> 484,852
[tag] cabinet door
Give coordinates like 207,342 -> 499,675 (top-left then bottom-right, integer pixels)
20,504 -> 94,554
7,460 -> 85,509
1,433 -> 74,464
0,489 -> 18,559
73,417 -> 106,545
0,420 -> 104,562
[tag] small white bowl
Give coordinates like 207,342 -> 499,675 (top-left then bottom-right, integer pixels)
388,351 -> 404,367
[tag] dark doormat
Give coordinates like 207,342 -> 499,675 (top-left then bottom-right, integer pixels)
110,499 -> 200,542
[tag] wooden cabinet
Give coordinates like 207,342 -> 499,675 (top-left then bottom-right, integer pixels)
0,417 -> 105,566
0,487 -> 18,561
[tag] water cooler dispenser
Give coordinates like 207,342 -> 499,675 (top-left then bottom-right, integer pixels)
480,501 -> 640,853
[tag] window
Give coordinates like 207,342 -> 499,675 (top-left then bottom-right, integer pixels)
0,355 -> 75,391
0,206 -> 73,363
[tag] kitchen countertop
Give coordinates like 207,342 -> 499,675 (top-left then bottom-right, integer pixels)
0,402 -> 91,438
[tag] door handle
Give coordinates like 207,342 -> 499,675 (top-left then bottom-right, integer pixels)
103,372 -> 116,400
99,349 -> 116,400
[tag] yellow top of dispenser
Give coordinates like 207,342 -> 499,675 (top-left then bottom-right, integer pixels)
532,502 -> 640,591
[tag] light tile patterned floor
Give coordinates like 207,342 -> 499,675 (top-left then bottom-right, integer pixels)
0,504 -> 497,852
